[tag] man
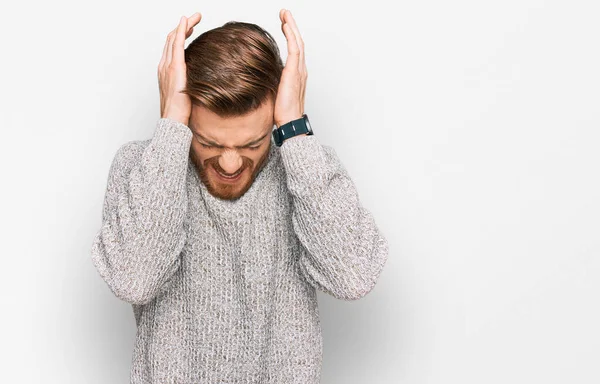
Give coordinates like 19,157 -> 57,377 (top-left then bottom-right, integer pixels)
91,9 -> 388,384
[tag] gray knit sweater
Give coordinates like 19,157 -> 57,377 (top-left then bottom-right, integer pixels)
91,117 -> 389,383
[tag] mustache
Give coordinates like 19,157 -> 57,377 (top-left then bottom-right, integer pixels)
207,156 -> 253,175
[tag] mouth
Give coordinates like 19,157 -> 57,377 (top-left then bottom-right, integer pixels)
214,167 -> 244,183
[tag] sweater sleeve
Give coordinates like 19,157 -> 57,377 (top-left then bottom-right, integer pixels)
90,118 -> 193,305
278,134 -> 389,301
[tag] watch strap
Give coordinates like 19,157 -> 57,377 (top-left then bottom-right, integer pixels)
272,114 -> 313,147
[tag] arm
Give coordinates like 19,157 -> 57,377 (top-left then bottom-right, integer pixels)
279,135 -> 389,301
90,118 -> 193,305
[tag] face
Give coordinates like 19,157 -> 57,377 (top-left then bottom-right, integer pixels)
188,98 -> 275,201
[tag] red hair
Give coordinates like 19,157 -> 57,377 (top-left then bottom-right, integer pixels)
182,21 -> 284,117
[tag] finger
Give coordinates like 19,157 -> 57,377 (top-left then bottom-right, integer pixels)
166,29 -> 175,66
283,10 -> 303,50
281,22 -> 300,73
159,33 -> 171,70
283,10 -> 305,73
160,26 -> 178,69
172,16 -> 187,65
187,12 -> 202,28
160,13 -> 200,72
185,12 -> 202,38
166,17 -> 184,66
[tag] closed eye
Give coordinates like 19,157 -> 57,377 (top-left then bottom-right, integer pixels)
199,142 -> 261,150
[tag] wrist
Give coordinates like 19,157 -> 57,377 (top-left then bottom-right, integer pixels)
272,114 -> 313,147
275,114 -> 304,128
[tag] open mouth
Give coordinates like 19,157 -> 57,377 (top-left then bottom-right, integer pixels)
214,167 -> 244,182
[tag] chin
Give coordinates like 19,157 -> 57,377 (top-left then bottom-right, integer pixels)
209,173 -> 254,201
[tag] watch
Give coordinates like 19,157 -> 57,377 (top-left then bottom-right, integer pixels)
272,114 -> 313,147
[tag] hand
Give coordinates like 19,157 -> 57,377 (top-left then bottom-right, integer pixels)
158,12 -> 202,126
274,9 -> 308,128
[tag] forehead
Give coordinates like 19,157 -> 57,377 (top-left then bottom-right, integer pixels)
189,101 -> 274,143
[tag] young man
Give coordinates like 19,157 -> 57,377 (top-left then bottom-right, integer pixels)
91,9 -> 389,384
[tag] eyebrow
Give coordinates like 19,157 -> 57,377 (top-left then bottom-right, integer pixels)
195,130 -> 270,149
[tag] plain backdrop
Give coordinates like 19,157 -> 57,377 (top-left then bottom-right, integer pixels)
1,0 -> 599,383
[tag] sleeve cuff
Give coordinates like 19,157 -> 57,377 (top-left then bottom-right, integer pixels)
152,118 -> 194,155
154,118 -> 193,146
278,134 -> 337,191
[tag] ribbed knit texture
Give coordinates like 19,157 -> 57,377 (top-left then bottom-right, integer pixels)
91,117 -> 389,383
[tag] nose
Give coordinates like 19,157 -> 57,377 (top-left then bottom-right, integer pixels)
217,149 -> 244,175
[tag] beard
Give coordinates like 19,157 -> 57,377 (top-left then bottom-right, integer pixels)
189,141 -> 272,201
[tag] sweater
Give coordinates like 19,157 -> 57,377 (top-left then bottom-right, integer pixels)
90,117 -> 389,384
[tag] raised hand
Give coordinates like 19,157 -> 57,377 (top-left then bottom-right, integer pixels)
274,9 -> 308,128
158,12 -> 202,126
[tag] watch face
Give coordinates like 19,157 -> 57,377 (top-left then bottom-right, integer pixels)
273,129 -> 283,146
305,115 -> 312,133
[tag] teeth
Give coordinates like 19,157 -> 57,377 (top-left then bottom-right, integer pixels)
219,170 -> 240,178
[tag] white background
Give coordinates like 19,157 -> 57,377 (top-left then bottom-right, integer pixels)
1,0 -> 599,383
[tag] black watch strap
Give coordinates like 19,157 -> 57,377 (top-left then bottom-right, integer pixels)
272,114 -> 313,147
